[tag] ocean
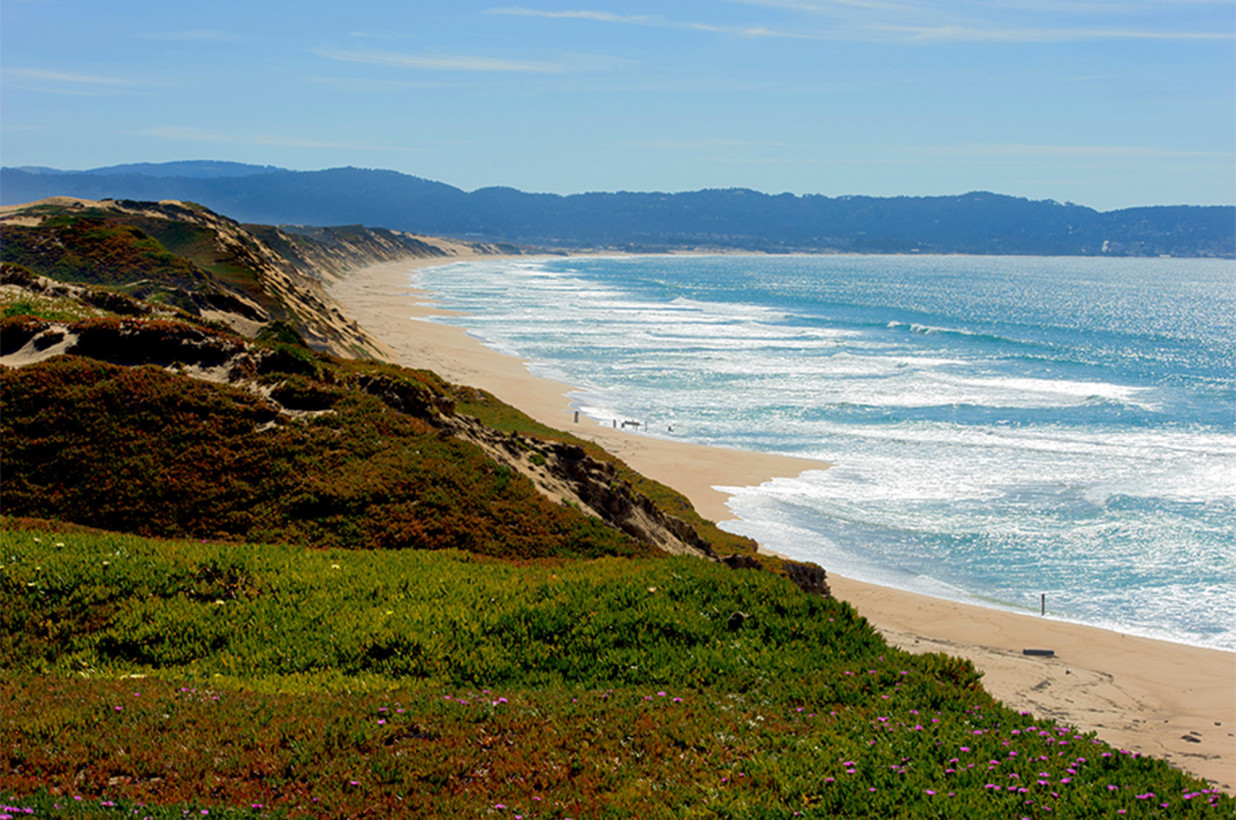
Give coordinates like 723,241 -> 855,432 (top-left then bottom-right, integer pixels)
414,254 -> 1236,651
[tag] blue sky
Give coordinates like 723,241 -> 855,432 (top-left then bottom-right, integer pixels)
1,0 -> 1233,210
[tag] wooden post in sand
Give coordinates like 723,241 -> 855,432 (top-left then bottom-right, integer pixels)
1041,594 -> 1046,616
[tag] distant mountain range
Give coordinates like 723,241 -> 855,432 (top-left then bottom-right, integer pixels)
3,161 -> 1232,257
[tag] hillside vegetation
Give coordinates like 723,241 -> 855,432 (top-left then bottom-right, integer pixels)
3,523 -> 1228,818
0,198 -> 1229,817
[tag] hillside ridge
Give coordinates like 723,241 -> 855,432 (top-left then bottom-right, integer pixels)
0,197 -> 520,357
2,164 -> 1231,257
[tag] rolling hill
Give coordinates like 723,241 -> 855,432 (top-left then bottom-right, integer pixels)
3,162 -> 1231,257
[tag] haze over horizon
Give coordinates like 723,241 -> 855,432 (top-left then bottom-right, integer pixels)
1,0 -> 1233,212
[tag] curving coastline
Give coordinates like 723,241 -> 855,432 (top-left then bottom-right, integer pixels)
329,256 -> 1235,792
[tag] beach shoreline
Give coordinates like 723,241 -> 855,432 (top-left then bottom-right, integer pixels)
328,255 -> 1235,792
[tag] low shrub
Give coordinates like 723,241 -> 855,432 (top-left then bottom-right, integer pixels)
1,524 -> 1227,817
1,357 -> 646,560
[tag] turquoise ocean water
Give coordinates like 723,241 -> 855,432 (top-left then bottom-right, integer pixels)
415,255 -> 1236,651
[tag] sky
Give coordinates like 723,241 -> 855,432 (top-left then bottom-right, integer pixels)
1,0 -> 1233,211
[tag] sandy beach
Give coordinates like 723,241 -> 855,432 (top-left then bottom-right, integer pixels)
330,256 -> 1235,792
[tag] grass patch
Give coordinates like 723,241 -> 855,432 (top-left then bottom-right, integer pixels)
1,523 -> 1228,817
0,293 -> 104,323
0,523 -> 868,689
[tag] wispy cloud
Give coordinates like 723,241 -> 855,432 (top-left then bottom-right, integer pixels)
729,0 -> 1236,16
3,68 -> 146,95
139,126 -> 391,151
730,25 -> 831,38
312,47 -> 565,73
885,24 -> 1234,42
722,0 -> 918,13
971,1 -> 1236,12
137,29 -> 244,43
5,68 -> 134,85
304,75 -> 468,93
687,23 -> 834,38
487,6 -> 824,39
723,0 -> 1235,42
488,7 -> 657,24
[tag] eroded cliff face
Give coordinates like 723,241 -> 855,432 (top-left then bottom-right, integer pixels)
260,223 -> 523,279
0,197 -> 519,360
443,416 -> 717,559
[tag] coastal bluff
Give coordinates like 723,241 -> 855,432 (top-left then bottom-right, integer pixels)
0,196 -> 828,586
